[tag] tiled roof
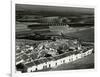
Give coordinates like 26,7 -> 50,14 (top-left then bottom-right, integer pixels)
47,57 -> 53,61
24,50 -> 81,68
41,58 -> 48,63
21,54 -> 29,60
38,59 -> 44,64
29,54 -> 37,60
16,57 -> 21,62
25,62 -> 36,67
53,56 -> 61,60
34,60 -> 41,65
73,51 -> 80,54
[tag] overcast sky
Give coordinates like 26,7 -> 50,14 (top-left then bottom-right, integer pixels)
16,4 -> 94,16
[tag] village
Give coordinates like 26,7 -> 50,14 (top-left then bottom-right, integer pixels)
15,4 -> 94,73
16,37 -> 93,73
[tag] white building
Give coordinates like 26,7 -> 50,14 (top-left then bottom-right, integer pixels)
22,48 -> 93,72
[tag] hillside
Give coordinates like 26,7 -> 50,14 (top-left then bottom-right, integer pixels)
65,28 -> 94,42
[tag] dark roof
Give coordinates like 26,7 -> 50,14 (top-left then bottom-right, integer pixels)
69,51 -> 75,55
42,58 -> 48,62
73,51 -> 80,54
29,54 -> 37,60
16,50 -> 21,53
16,53 -> 23,58
53,51 -> 77,60
34,60 -> 41,65
21,54 -> 29,60
47,57 -> 53,61
62,52 -> 71,56
16,57 -> 21,62
53,56 -> 60,60
60,53 -> 68,58
25,62 -> 36,68
38,59 -> 45,64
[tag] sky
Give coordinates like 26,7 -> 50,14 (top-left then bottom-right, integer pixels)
16,4 -> 94,16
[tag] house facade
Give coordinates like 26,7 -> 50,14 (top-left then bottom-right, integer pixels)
25,48 -> 93,72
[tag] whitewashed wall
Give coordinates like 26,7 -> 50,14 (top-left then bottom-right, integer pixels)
27,48 -> 93,72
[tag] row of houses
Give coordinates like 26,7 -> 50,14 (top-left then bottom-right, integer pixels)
16,48 -> 93,73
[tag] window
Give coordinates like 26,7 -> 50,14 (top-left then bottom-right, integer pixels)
56,63 -> 57,66
49,64 -> 51,67
43,66 -> 45,69
63,60 -> 65,63
35,68 -> 37,71
43,65 -> 47,69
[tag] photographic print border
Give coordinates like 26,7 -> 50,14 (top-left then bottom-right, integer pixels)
11,0 -> 95,77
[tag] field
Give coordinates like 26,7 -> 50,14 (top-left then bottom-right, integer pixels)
65,27 -> 94,42
16,22 -> 94,42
